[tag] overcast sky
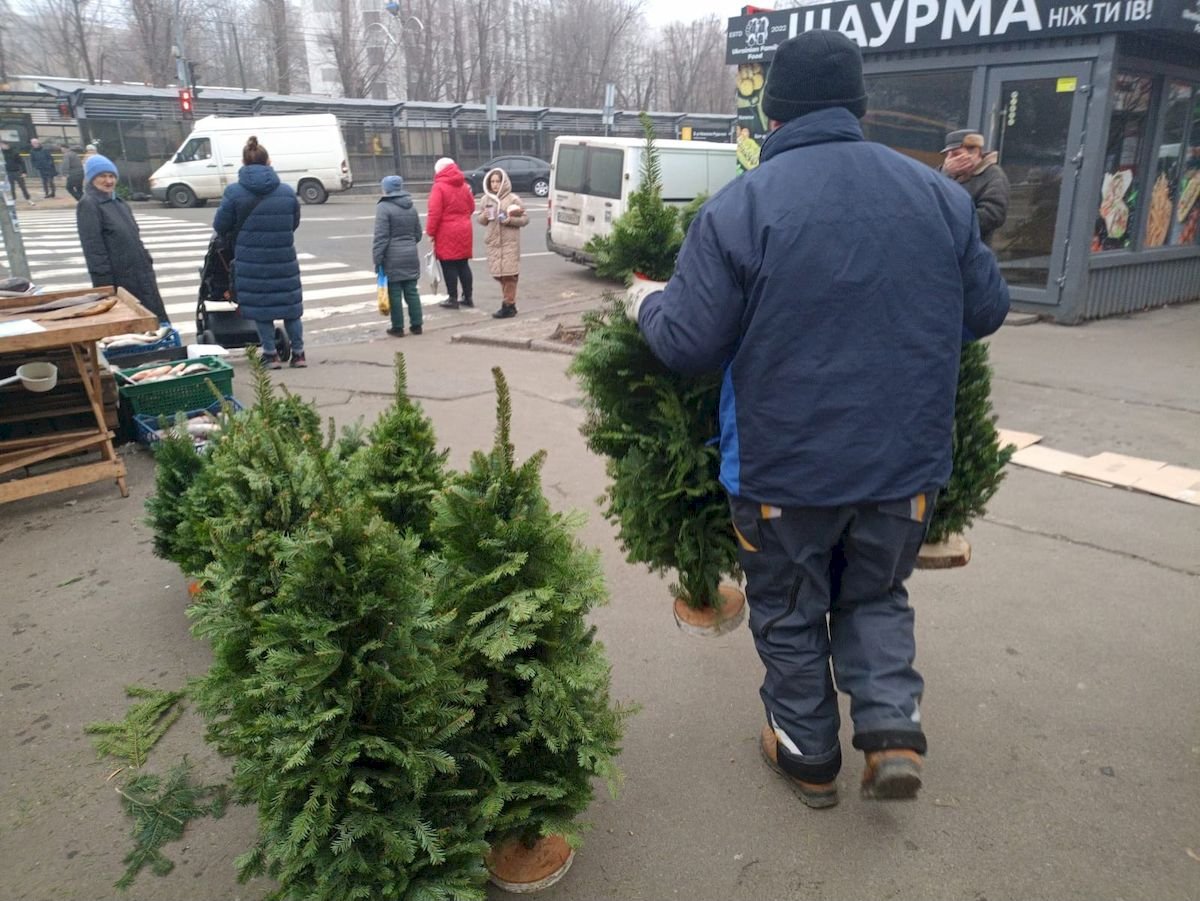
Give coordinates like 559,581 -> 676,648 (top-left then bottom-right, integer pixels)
643,0 -> 741,27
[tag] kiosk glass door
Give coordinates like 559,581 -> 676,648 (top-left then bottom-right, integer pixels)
983,63 -> 1091,303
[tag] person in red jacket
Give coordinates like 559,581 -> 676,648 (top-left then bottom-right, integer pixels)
427,157 -> 475,309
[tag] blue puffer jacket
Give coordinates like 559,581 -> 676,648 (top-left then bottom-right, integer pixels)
639,107 -> 1009,508
213,164 -> 302,322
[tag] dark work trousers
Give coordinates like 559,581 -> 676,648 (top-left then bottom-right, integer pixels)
730,493 -> 933,785
7,170 -> 30,200
67,176 -> 83,201
440,258 -> 473,303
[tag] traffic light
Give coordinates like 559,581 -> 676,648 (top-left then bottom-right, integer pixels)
178,87 -> 194,120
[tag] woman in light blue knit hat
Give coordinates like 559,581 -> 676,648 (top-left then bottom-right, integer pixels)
75,154 -> 169,323
372,175 -> 424,337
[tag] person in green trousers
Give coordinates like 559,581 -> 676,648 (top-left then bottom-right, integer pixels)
372,175 -> 424,337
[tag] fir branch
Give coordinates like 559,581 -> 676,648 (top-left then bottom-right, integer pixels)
114,757 -> 227,891
638,111 -> 662,198
491,367 -> 515,471
394,351 -> 409,400
144,429 -> 206,565
85,685 -> 186,768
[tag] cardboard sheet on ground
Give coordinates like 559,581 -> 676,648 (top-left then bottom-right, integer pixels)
1009,445 -> 1089,476
1130,465 -> 1200,505
1063,452 -> 1167,488
996,428 -> 1043,451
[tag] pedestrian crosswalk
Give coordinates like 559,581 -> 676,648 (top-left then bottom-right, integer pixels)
0,212 -> 458,344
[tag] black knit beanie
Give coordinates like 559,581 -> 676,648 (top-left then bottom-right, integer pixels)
761,30 -> 868,122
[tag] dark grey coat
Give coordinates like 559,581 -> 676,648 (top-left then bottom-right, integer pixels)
960,155 -> 1009,246
2,146 -> 24,176
62,148 -> 83,179
76,185 -> 169,322
372,193 -> 422,282
29,146 -> 56,176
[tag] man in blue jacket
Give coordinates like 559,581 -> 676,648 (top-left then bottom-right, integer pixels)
628,30 -> 1009,807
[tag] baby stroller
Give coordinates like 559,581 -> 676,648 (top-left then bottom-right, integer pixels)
195,236 -> 291,361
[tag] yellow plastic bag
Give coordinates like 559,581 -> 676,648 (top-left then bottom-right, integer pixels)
376,268 -> 390,316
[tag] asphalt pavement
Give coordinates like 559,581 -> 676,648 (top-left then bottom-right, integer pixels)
2,193 -> 603,343
1,269 -> 1198,900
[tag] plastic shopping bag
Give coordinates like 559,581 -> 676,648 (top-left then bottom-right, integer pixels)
376,268 -> 389,316
424,251 -> 441,294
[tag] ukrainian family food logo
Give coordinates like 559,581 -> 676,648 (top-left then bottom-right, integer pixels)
745,16 -> 770,47
1183,0 -> 1200,29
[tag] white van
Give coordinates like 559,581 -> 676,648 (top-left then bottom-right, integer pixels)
149,113 -> 352,208
546,135 -> 737,264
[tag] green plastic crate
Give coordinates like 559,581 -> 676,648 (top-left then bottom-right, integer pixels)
117,356 -> 235,416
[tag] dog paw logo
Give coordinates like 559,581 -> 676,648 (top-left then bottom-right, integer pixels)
745,16 -> 770,47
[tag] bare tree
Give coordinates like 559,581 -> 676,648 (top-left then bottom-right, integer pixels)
126,0 -> 180,86
449,1 -> 469,101
536,0 -> 643,107
619,39 -> 657,111
10,0 -> 738,120
181,0 -> 260,91
395,0 -> 452,101
660,16 -> 729,113
517,0 -> 537,105
321,0 -> 366,97
15,0 -> 100,82
466,0 -> 518,101
263,0 -> 294,93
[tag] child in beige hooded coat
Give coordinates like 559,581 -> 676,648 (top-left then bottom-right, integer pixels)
478,168 -> 529,318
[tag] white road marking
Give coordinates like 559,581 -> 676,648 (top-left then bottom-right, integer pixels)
12,210 -> 548,345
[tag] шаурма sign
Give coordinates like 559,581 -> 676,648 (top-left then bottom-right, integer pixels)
726,0 -> 1197,61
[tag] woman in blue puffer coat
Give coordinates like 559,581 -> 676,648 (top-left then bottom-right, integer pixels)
212,136 -> 305,368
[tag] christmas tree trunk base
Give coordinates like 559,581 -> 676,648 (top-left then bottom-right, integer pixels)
673,584 -> 746,637
486,835 -> 576,893
916,533 -> 972,569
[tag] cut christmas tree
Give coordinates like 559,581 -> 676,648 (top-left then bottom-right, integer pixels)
175,354 -> 498,900
148,352 -> 325,582
571,113 -> 743,634
432,368 -> 628,891
230,498 -> 494,901
917,340 -> 1014,568
185,361 -> 333,760
586,113 -> 682,282
346,353 -> 447,544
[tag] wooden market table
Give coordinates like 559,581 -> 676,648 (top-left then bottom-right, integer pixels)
0,287 -> 157,504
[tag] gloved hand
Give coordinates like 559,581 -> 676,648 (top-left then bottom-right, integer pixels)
625,276 -> 668,324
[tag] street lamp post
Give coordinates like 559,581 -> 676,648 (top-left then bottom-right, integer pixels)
364,11 -> 423,100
